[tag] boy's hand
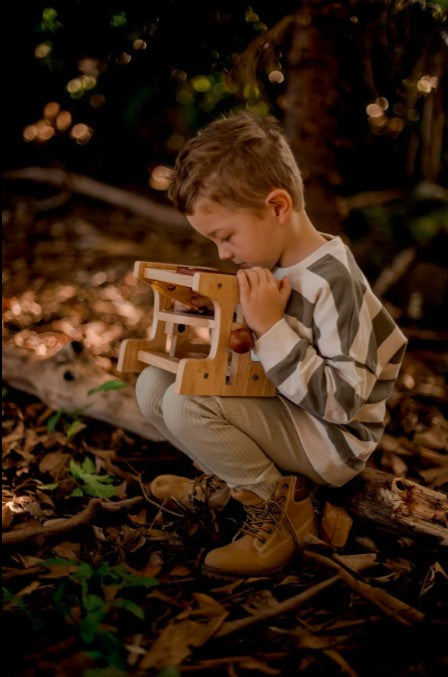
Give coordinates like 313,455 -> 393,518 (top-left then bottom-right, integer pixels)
237,267 -> 291,337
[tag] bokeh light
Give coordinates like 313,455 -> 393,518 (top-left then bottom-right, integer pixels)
55,111 -> 72,131
192,75 -> 211,92
70,123 -> 93,144
268,70 -> 285,84
133,39 -> 147,50
43,102 -> 60,119
149,165 -> 172,190
34,43 -> 51,59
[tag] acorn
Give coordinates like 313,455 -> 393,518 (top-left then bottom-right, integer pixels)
229,327 -> 254,354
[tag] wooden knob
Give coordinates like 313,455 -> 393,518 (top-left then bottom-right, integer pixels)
229,328 -> 254,354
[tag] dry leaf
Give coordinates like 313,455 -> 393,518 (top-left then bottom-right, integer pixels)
38,451 -> 70,478
320,502 -> 353,549
239,657 -> 281,674
139,616 -> 227,669
177,592 -> 228,620
2,502 -> 15,529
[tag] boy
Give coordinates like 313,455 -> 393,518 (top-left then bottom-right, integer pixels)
136,112 -> 407,578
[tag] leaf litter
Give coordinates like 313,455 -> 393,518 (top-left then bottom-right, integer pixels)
2,200 -> 448,676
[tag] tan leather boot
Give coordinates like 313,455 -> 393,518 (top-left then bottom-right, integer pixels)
201,476 -> 318,578
150,473 -> 230,512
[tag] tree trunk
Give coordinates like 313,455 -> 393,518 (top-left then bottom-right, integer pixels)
284,3 -> 348,234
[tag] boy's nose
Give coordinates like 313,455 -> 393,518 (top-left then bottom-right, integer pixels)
217,243 -> 232,260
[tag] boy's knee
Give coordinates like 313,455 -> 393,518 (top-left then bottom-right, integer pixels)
161,388 -> 204,438
135,366 -> 173,421
162,391 -> 222,439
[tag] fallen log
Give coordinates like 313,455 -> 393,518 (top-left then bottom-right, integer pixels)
2,342 -> 447,545
3,166 -> 189,231
2,340 -> 163,442
335,467 -> 448,546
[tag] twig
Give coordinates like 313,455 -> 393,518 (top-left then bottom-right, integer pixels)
215,574 -> 340,638
137,474 -> 184,518
304,550 -> 425,626
2,496 -> 143,547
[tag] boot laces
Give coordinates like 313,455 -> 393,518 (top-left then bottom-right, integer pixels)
168,474 -> 225,532
188,473 -> 225,508
236,483 -> 302,552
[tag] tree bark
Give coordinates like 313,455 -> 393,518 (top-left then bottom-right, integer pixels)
333,467 -> 448,545
2,340 -> 163,442
284,3 -> 348,234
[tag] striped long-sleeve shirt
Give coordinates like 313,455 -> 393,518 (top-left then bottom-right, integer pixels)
254,234 -> 407,486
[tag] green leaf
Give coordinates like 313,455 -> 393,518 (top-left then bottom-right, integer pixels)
87,380 -> 126,396
65,418 -> 86,439
47,408 -> 65,433
69,458 -> 84,480
83,481 -> 117,499
70,486 -> 84,497
70,457 -> 118,498
82,456 -> 96,474
112,598 -> 144,619
96,631 -> 127,670
83,593 -> 105,612
80,608 -> 105,643
39,482 -> 59,491
75,562 -> 94,582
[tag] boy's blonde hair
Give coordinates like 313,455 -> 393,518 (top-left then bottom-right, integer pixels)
168,112 -> 304,215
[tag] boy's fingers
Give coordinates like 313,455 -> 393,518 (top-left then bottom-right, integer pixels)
237,269 -> 249,286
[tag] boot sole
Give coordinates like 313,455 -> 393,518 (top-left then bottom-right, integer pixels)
201,556 -> 299,581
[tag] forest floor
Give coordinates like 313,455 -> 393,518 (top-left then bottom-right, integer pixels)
2,185 -> 448,677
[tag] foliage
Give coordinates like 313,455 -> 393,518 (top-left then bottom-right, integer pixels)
4,0 -> 296,181
70,457 -> 118,498
87,380 -> 126,396
46,380 -> 125,439
3,559 -> 159,672
47,407 -> 85,438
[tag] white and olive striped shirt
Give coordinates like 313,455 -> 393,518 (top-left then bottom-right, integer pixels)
255,234 -> 407,486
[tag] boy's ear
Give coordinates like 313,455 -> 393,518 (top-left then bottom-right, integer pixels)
265,189 -> 292,222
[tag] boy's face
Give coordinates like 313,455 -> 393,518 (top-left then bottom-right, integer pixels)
186,199 -> 286,270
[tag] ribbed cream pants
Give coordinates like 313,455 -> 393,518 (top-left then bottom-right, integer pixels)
136,366 -> 324,500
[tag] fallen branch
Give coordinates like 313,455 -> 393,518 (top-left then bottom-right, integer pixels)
2,340 -> 164,442
3,166 -> 189,231
215,574 -> 340,638
2,496 -> 143,547
304,550 -> 425,626
337,468 -> 448,545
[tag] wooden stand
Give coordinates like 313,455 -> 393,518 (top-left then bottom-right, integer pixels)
117,261 -> 276,396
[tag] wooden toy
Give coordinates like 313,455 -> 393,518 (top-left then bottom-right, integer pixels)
118,261 -> 276,396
